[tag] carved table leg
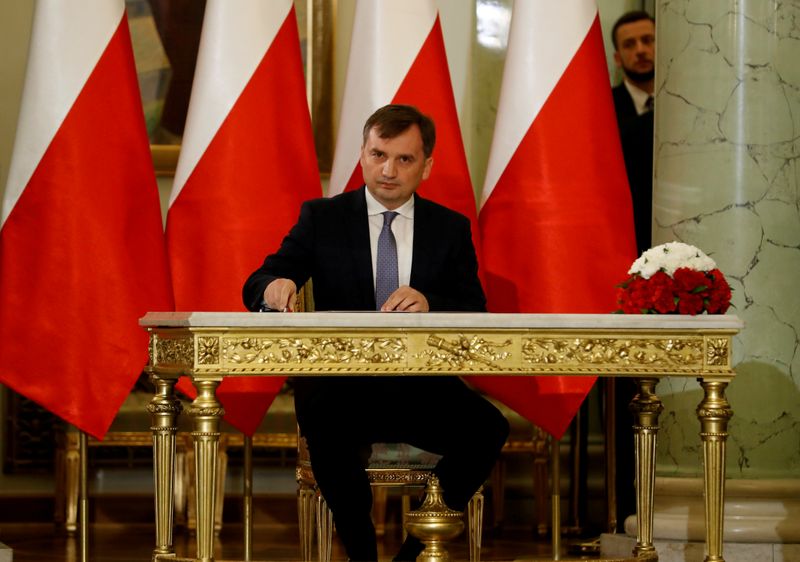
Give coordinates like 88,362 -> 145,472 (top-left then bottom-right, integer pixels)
630,378 -> 663,558
188,379 -> 224,562
148,374 -> 182,560
697,379 -> 733,562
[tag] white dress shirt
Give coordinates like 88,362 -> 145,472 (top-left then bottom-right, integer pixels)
624,79 -> 654,115
364,188 -> 414,291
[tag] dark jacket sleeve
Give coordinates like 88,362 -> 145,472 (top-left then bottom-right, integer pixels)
414,208 -> 486,313
242,201 -> 315,311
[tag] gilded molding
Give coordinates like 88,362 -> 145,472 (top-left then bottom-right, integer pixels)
186,406 -> 225,418
197,337 -> 220,365
224,336 -> 406,365
415,334 -> 512,369
697,407 -> 734,419
157,337 -> 194,365
705,338 -> 729,366
522,337 -> 704,368
147,402 -> 182,415
150,426 -> 178,435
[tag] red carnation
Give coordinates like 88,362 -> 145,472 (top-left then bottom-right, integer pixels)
649,271 -> 677,313
705,269 -> 732,314
673,267 -> 709,294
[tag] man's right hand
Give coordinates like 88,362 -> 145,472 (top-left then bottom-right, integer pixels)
264,278 -> 297,312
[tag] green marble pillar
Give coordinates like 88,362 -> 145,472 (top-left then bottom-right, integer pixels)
653,0 -> 800,478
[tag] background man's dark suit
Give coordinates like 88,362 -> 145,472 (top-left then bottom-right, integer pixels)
243,186 -> 508,559
612,82 -> 654,533
613,83 -> 654,256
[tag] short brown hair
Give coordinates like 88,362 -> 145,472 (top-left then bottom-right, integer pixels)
362,104 -> 436,158
611,10 -> 655,49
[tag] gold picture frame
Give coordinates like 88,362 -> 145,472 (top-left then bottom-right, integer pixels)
147,0 -> 334,177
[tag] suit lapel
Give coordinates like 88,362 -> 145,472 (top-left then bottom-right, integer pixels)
410,194 -> 432,288
344,187 -> 375,308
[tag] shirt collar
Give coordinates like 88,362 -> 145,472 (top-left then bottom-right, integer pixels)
364,187 -> 415,219
623,79 -> 653,115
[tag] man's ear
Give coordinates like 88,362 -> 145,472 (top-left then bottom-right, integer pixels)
613,51 -> 622,69
422,157 -> 433,181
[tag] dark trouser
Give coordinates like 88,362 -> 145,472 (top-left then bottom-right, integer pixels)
295,376 -> 510,561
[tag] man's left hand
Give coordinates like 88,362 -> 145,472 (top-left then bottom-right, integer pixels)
380,286 -> 429,312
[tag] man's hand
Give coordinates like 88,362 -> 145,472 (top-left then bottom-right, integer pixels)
264,278 -> 297,312
380,286 -> 429,312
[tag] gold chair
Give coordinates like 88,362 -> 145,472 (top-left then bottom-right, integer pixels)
55,382 -> 298,535
486,399 -> 551,536
296,434 -> 484,562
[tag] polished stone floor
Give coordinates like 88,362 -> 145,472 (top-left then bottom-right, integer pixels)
0,521 -> 589,561
0,463 -> 608,562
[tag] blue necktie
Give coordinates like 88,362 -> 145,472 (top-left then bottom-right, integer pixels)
375,211 -> 399,310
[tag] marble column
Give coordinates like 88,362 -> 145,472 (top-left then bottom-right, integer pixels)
648,0 -> 800,549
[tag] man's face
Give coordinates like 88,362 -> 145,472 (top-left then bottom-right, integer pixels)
360,124 -> 433,210
614,19 -> 655,83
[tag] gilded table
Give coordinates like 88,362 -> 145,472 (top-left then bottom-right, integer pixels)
141,312 -> 742,562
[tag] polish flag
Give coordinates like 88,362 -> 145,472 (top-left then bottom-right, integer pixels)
329,0 -> 478,251
0,1 -> 174,439
475,2 -> 637,438
166,0 -> 321,436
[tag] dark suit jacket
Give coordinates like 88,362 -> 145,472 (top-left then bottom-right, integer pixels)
612,83 -> 654,254
612,83 -> 638,131
243,186 -> 485,313
242,186 -> 486,426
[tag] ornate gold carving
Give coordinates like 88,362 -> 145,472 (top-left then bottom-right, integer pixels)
186,406 -> 225,418
157,337 -> 193,365
148,334 -> 156,366
197,337 -> 220,365
224,336 -> 406,364
150,427 -> 179,435
415,334 -> 511,369
523,337 -> 704,368
147,402 -> 182,415
706,338 -> 729,366
697,407 -> 734,419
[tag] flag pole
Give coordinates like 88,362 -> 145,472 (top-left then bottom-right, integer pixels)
551,436 -> 560,560
243,434 -> 253,561
79,430 -> 89,562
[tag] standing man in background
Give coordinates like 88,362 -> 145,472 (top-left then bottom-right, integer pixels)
611,10 -> 656,256
610,9 -> 656,534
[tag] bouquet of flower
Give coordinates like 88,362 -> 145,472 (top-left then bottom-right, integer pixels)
616,242 -> 732,315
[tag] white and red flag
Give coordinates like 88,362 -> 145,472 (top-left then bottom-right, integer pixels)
329,0 -> 478,250
166,0 -> 321,436
0,0 -> 174,439
475,1 -> 637,438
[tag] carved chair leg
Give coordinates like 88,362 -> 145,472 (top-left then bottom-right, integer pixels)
63,432 -> 80,534
489,460 -> 505,529
534,456 -> 549,537
316,493 -> 333,562
298,482 -> 316,562
372,486 -> 389,538
402,493 -> 412,542
468,488 -> 484,562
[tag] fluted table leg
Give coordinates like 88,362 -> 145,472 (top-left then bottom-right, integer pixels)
630,377 -> 663,559
148,374 -> 182,560
697,379 -> 733,562
188,379 -> 224,562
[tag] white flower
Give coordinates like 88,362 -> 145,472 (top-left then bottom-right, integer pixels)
628,241 -> 717,279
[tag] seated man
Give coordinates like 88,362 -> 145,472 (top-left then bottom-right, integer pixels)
243,104 -> 509,561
